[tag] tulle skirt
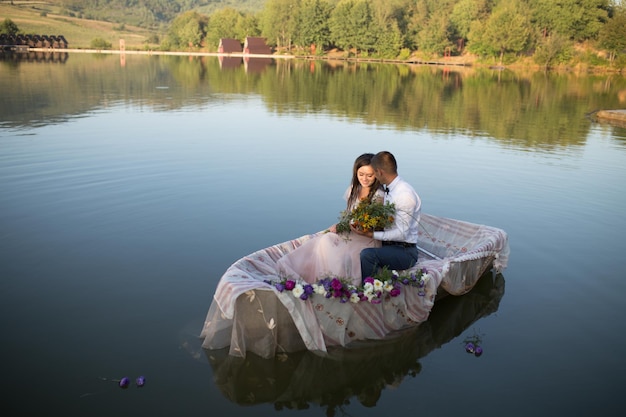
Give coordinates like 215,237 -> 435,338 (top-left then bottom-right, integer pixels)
275,231 -> 380,286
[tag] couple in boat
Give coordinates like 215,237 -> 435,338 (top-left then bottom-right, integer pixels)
200,152 -> 510,358
276,151 -> 421,287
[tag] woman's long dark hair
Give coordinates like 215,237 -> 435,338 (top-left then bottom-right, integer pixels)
347,153 -> 382,209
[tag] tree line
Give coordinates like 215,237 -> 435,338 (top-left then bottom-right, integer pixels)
2,0 -> 625,68
162,0 -> 626,68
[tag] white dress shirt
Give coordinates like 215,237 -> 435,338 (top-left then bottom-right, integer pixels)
373,176 -> 421,244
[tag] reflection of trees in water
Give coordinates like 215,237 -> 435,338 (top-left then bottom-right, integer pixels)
2,54 -> 625,149
205,270 -> 505,415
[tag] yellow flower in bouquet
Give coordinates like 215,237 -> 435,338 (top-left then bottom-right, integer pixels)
336,199 -> 396,234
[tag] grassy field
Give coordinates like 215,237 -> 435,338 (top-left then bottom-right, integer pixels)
0,2 -> 160,49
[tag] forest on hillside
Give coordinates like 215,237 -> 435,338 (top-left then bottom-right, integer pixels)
2,0 -> 626,69
29,0 -> 264,29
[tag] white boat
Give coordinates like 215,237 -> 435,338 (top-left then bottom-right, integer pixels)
200,213 -> 510,358
205,270 -> 506,408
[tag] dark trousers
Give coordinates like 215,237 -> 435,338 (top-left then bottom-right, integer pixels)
360,244 -> 419,282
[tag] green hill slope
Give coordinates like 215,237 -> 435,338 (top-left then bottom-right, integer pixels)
0,0 -> 264,49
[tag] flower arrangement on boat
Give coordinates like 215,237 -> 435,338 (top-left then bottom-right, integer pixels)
266,267 -> 431,304
335,199 -> 396,234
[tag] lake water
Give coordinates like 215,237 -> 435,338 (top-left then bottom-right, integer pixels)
1,52 -> 626,417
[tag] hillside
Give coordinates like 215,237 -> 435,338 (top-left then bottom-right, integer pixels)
0,2 -> 156,49
0,0 -> 264,49
2,1 -> 263,27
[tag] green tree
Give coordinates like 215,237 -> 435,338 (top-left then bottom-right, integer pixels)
529,0 -> 610,41
90,37 -> 112,49
417,10 -> 452,56
449,0 -> 493,41
329,0 -> 375,56
329,0 -> 355,52
369,18 -> 403,58
234,13 -> 260,40
205,8 -> 258,51
296,0 -> 332,53
406,0 -> 457,52
533,33 -> 574,69
368,0 -> 406,58
163,11 -> 207,50
470,1 -> 533,64
0,18 -> 19,35
597,5 -> 626,63
260,0 -> 300,49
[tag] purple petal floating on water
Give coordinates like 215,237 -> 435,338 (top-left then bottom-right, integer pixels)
136,376 -> 146,387
119,377 -> 130,388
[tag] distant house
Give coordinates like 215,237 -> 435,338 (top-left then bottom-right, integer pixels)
243,37 -> 271,55
218,38 -> 242,54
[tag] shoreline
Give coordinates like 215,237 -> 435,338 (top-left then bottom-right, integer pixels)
4,47 -> 624,74
7,47 -> 473,67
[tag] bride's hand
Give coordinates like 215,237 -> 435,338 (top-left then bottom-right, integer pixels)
350,223 -> 373,238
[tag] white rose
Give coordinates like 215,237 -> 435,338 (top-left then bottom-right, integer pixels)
292,284 -> 304,298
313,284 -> 326,295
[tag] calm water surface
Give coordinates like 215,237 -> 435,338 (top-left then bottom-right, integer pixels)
1,53 -> 626,416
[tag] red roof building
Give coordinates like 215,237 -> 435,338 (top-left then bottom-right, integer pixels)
217,38 -> 242,54
243,37 -> 271,55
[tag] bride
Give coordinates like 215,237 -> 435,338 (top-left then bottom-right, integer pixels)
275,153 -> 384,286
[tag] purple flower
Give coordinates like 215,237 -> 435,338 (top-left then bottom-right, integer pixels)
119,377 -> 130,388
465,342 -> 475,353
303,284 -> 314,295
371,297 -> 382,304
284,280 -> 296,291
300,293 -> 309,300
474,346 -> 483,357
363,277 -> 375,285
418,290 -> 425,296
331,278 -> 343,291
135,376 -> 146,387
275,283 -> 285,292
390,288 -> 401,297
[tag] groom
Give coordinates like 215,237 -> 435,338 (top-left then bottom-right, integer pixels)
350,151 -> 421,282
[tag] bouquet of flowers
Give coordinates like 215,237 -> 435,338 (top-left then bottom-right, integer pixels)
335,198 -> 396,234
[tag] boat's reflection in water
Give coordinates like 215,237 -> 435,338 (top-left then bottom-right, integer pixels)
204,269 -> 505,412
